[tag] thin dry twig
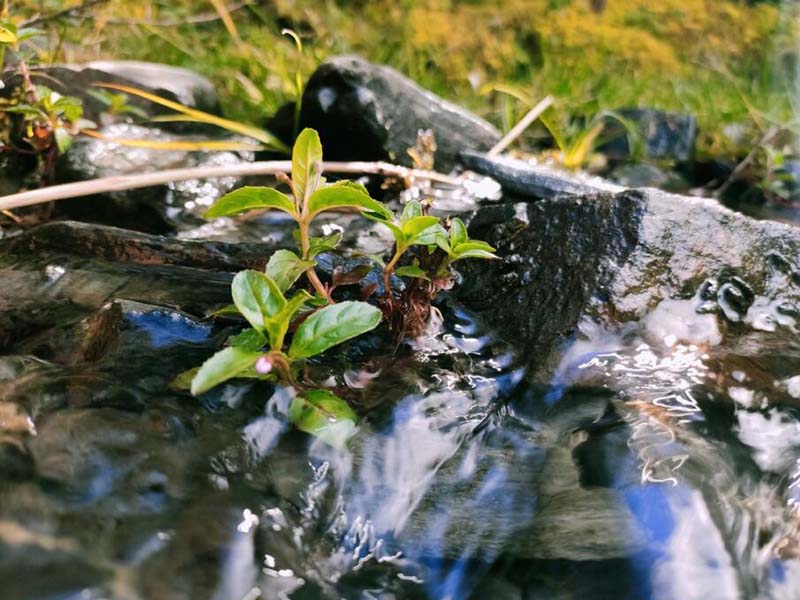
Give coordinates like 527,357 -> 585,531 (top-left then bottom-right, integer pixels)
0,160 -> 462,212
488,95 -> 554,156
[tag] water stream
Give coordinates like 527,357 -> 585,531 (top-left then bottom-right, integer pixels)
2,236 -> 800,600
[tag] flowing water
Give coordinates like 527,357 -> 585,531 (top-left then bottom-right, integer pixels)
2,228 -> 800,600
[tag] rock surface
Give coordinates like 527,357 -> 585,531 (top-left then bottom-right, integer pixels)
599,108 -> 698,162
56,124 -> 254,233
460,151 -> 623,198
2,61 -> 220,121
458,188 -> 800,377
300,55 -> 500,171
84,60 -> 219,114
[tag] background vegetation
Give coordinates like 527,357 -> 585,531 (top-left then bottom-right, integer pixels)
9,0 -> 800,158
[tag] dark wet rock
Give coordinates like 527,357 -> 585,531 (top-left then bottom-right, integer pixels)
459,151 -> 623,199
300,55 -> 500,171
55,123 -> 254,233
0,437 -> 34,481
458,189 -> 800,377
608,162 -> 690,192
2,61 -> 219,122
261,101 -> 296,155
599,108 -> 698,162
0,220 -> 276,359
1,220 -> 273,270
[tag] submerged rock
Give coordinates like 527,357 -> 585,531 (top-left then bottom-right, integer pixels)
300,55 -> 500,171
458,189 -> 800,376
55,124 -> 254,233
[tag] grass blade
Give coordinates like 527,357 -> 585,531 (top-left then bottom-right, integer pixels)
94,82 -> 290,153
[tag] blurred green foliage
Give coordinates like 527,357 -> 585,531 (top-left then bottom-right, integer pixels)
9,0 -> 800,158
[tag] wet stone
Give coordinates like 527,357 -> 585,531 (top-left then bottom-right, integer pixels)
1,61 -> 220,123
460,150 -> 623,199
458,188 -> 800,377
55,124 -> 255,233
300,55 -> 500,171
0,437 -> 34,481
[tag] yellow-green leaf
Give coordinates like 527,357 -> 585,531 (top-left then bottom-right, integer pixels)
0,26 -> 17,44
190,346 -> 262,395
205,186 -> 296,219
292,127 -> 323,204
307,186 -> 392,221
80,129 -> 263,152
94,82 -> 289,153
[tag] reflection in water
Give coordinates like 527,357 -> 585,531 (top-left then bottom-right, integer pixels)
3,261 -> 800,598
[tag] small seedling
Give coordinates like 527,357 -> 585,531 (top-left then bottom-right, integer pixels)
184,128 -> 497,445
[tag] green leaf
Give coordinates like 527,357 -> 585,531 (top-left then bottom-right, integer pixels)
204,186 -> 296,219
264,290 -> 312,350
307,186 -> 392,221
395,265 -> 429,280
401,200 -> 423,223
190,346 -> 262,395
228,328 -> 266,351
288,301 -> 382,359
453,240 -> 496,253
0,26 -> 16,44
266,249 -> 314,292
413,223 -> 448,247
451,248 -> 499,261
292,127 -> 323,203
231,270 -> 286,338
289,389 -> 357,448
325,179 -> 370,196
307,230 -> 343,258
54,128 -> 73,154
403,215 -> 440,239
207,304 -> 240,318
170,367 -> 199,391
370,216 -> 405,245
450,217 -> 468,247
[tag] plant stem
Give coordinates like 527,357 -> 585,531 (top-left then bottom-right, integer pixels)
265,351 -> 298,387
298,219 -> 332,303
383,246 -> 404,298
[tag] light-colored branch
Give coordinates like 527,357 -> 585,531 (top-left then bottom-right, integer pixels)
488,95 -> 554,157
0,160 -> 462,212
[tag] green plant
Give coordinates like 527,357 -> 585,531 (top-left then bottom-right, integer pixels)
86,89 -> 149,120
183,127 -> 497,445
4,85 -> 94,154
0,17 -> 94,181
204,128 -> 391,301
281,28 -> 305,140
